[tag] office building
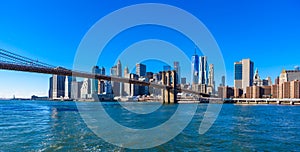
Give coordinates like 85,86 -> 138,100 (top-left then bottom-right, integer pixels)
290,80 -> 300,98
234,59 -> 254,93
279,68 -> 300,98
218,86 -> 234,99
117,60 -> 122,77
91,66 -> 101,95
123,66 -> 130,96
49,75 -> 61,99
80,78 -> 91,99
279,69 -> 300,84
105,81 -> 113,94
71,81 -> 83,100
130,73 -> 139,96
191,51 -> 199,84
64,76 -> 72,99
220,75 -> 226,87
98,66 -> 106,94
110,61 -> 122,96
136,63 -> 146,77
271,84 -> 279,98
199,56 -> 208,85
207,64 -> 215,94
174,61 -> 181,84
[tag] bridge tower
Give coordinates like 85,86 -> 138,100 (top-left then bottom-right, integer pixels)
161,70 -> 177,104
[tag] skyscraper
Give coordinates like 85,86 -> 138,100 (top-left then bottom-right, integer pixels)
199,56 -> 208,85
208,64 -> 215,93
136,63 -> 146,77
234,59 -> 254,93
221,75 -> 226,87
100,66 -> 105,75
80,78 -> 91,99
191,51 -> 199,84
99,66 -> 106,94
117,60 -> 122,77
110,65 -> 117,76
64,76 -> 72,99
111,60 -> 122,96
174,61 -> 181,84
49,75 -> 68,99
91,66 -> 100,95
124,66 -> 130,96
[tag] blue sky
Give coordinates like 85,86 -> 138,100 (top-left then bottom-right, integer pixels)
0,0 -> 299,98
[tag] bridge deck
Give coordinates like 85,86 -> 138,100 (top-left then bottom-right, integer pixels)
0,62 -> 209,97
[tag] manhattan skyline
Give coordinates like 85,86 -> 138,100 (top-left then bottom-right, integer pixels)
0,0 -> 300,98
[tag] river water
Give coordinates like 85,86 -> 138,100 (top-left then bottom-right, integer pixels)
0,100 -> 299,151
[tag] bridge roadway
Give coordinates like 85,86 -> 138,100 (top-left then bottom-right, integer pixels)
232,98 -> 300,105
0,62 -> 210,98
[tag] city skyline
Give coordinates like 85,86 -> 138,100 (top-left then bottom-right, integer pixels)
0,0 -> 300,98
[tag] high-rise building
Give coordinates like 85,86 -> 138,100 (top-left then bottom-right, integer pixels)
100,66 -> 105,75
136,63 -> 146,77
49,75 -> 68,99
234,62 -> 243,89
71,81 -> 83,100
279,68 -> 300,98
174,61 -> 181,84
91,66 -> 100,95
110,65 -> 117,76
199,56 -> 208,85
234,59 -> 254,93
123,66 -> 130,96
279,69 -> 300,84
130,73 -> 139,96
80,78 -> 91,99
191,51 -> 199,84
64,76 -> 72,99
110,61 -> 122,96
110,65 -> 120,96
117,60 -> 122,77
221,75 -> 226,87
207,64 -> 215,94
98,66 -> 106,94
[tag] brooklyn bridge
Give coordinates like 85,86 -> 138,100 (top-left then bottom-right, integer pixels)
0,48 -> 210,103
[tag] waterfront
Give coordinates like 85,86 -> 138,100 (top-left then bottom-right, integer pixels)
0,100 -> 300,151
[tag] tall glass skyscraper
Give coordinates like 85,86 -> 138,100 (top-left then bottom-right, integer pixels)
199,56 -> 208,85
174,61 -> 181,84
91,66 -> 100,95
191,52 -> 199,84
136,63 -> 146,77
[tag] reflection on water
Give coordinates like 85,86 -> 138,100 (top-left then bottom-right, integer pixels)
0,100 -> 300,151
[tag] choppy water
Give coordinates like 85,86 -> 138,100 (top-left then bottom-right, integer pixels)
0,100 -> 300,151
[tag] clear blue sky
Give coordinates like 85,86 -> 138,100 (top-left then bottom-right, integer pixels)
0,0 -> 299,98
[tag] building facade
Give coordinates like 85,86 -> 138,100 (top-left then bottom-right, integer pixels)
208,64 -> 215,94
191,52 -> 199,84
136,63 -> 146,77
199,56 -> 208,85
174,61 -> 181,84
49,75 -> 71,100
234,59 -> 254,93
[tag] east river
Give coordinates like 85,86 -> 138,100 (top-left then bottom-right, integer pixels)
0,100 -> 299,151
